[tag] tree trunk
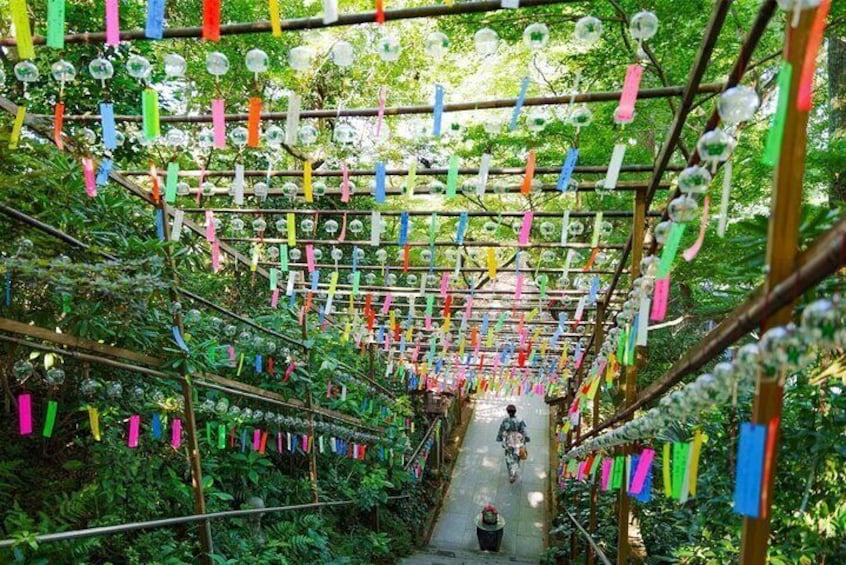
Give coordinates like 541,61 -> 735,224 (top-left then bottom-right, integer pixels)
828,32 -> 846,204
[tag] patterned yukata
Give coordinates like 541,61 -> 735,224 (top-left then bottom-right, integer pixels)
496,416 -> 530,480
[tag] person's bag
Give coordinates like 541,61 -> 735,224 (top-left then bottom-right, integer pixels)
518,446 -> 528,460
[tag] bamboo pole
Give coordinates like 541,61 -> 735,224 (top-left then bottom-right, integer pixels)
586,298 -> 605,565
42,84 -> 724,123
740,8 -> 815,565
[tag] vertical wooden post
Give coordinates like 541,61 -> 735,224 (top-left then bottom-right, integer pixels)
585,299 -> 606,565
617,189 -> 646,565
740,10 -> 815,565
182,380 -> 214,565
300,311 -> 320,504
156,195 -> 214,564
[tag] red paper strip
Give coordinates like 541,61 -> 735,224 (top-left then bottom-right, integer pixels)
403,244 -> 410,271
375,0 -> 385,23
797,0 -> 831,112
202,0 -> 221,41
150,164 -> 160,203
683,195 -> 710,262
520,150 -> 536,195
760,416 -> 780,518
650,277 -> 670,321
247,97 -> 262,147
615,64 -> 644,123
53,102 -> 65,150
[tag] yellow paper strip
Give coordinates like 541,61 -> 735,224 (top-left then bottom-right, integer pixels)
328,271 -> 339,296
405,324 -> 413,342
342,322 -> 351,342
486,248 -> 497,279
286,212 -> 296,247
443,315 -> 451,334
458,336 -> 465,356
688,430 -> 705,497
251,245 -> 259,272
88,407 -> 101,441
9,0 -> 36,60
662,443 -> 672,497
9,105 -> 26,149
303,161 -> 313,202
268,0 -> 282,36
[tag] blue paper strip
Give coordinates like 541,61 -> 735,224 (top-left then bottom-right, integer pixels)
481,314 -> 489,335
400,336 -> 406,354
734,422 -> 766,517
557,148 -> 580,191
96,158 -> 113,186
289,292 -> 296,309
4,273 -> 11,307
255,354 -> 262,373
240,429 -> 248,452
152,413 -> 162,439
155,209 -> 165,241
433,85 -> 445,137
589,276 -> 599,304
172,326 -> 190,352
145,0 -> 165,39
456,212 -> 469,245
398,212 -> 409,245
558,312 -> 568,329
375,162 -> 386,203
100,102 -> 117,151
310,270 -> 320,291
352,246 -> 360,272
318,306 -> 325,325
509,77 -> 530,131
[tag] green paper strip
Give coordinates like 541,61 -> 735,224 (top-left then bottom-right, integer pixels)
671,442 -> 690,500
142,88 -> 161,141
42,400 -> 58,437
425,296 -> 435,316
590,211 -> 602,248
617,327 -> 627,363
46,0 -> 66,49
657,223 -> 686,278
495,312 -> 508,331
206,421 -> 212,444
279,244 -> 288,271
590,455 -> 602,477
62,293 -> 71,314
269,268 -> 278,291
218,424 -> 226,449
207,346 -> 217,364
762,62 -> 793,167
446,155 -> 459,198
611,456 -> 625,490
165,162 -> 179,203
429,213 -> 438,245
352,271 -> 361,295
538,276 -> 548,299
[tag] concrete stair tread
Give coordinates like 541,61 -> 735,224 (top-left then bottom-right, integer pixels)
400,546 -> 538,565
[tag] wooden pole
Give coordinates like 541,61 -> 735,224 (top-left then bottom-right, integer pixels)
616,190 -> 646,565
740,9 -> 815,565
586,299 -> 606,565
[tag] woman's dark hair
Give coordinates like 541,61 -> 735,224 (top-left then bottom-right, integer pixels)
506,404 -> 516,415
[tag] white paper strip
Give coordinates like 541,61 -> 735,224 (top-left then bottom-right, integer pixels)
637,295 -> 650,346
501,0 -> 519,7
560,211 -> 570,246
285,93 -> 301,146
453,253 -> 461,278
604,143 -> 627,189
286,271 -> 297,296
477,153 -> 491,196
233,163 -> 245,205
574,295 -> 586,321
370,211 -> 381,247
322,0 -> 338,24
170,210 -> 184,241
563,249 -> 574,273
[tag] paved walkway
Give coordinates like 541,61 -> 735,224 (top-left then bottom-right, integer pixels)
403,394 -> 549,564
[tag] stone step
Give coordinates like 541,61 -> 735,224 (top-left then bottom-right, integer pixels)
399,546 -> 538,565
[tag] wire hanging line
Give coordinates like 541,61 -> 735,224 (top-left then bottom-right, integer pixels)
39,84 -> 725,123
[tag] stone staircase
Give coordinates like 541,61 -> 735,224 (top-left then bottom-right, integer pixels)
399,546 -> 539,565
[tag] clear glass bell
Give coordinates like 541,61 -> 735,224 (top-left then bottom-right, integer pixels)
334,123 -> 356,145
198,128 -> 215,148
526,107 -> 548,132
289,248 -> 302,261
630,11 -> 659,41
289,46 -> 314,71
474,28 -> 499,56
696,129 -> 735,164
568,105 -> 593,128
523,23 -> 550,50
126,55 -> 152,80
667,195 -> 699,223
331,41 -> 355,68
424,31 -> 450,60
376,34 -> 402,62
324,220 -> 339,235
331,248 -> 343,261
428,180 -> 446,195
229,126 -> 249,147
14,61 -> 39,83
349,219 -> 364,234
298,124 -> 319,145
206,52 -> 230,76
406,274 -> 418,286
677,165 -> 712,194
164,53 -> 187,78
165,128 -> 188,147
283,182 -> 299,197
89,57 -> 114,81
176,181 -> 190,196
301,218 -> 314,232
275,217 -> 287,232
201,181 -> 216,196
539,221 -> 555,237
574,16 -> 603,46
265,125 -> 285,148
568,220 -> 585,236
51,60 -> 76,83
252,218 -> 267,233
718,85 -> 760,126
245,48 -> 269,73
653,221 -> 673,245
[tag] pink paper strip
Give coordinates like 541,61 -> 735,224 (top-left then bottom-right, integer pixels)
425,316 -> 432,330
211,240 -> 221,272
381,294 -> 393,315
271,288 -> 280,308
302,435 -> 308,452
211,99 -> 226,149
18,393 -> 32,435
285,361 -> 296,378
464,297 -> 473,319
171,418 -> 182,448
330,215 -> 343,245
82,158 -> 97,197
228,345 -> 235,363
519,328 -> 528,347
128,415 -> 141,448
412,344 -> 420,362
105,0 -> 120,46
650,277 -> 670,321
341,162 -> 351,203
305,244 -> 315,272
615,64 -> 643,123
492,355 -> 500,372
683,195 -> 710,262
601,458 -> 613,491
375,85 -> 387,138
518,212 -> 533,245
253,429 -> 261,450
277,432 -> 283,452
630,448 -> 655,494
205,211 -> 215,242
440,272 -> 449,297
515,274 -> 524,301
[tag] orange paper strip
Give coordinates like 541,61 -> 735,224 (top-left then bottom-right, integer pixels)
53,102 -> 65,150
247,97 -> 262,147
520,150 -> 536,195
